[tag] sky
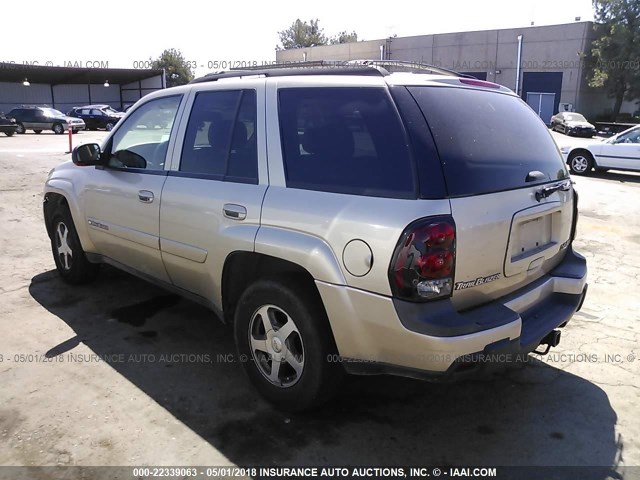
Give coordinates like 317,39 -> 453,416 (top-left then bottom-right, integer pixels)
3,0 -> 595,78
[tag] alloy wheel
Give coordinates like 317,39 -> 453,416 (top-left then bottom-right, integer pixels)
571,155 -> 589,173
248,304 -> 305,388
55,221 -> 73,270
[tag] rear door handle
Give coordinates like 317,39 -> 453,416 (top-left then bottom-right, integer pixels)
138,190 -> 154,203
223,204 -> 247,220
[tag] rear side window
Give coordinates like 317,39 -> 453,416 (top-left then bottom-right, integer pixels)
278,87 -> 415,198
408,86 -> 568,197
180,89 -> 258,183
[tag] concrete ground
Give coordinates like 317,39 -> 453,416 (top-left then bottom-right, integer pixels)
0,129 -> 638,476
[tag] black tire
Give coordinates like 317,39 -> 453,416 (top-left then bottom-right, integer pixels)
16,123 -> 25,134
53,123 -> 64,134
34,129 -> 42,134
49,205 -> 99,284
4,131 -> 14,137
105,122 -> 115,131
568,151 -> 594,175
234,278 -> 343,411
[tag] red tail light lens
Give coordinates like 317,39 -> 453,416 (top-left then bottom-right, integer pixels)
417,251 -> 454,277
389,216 -> 456,301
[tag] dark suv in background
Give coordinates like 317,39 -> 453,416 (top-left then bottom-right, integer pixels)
67,105 -> 124,131
6,106 -> 85,134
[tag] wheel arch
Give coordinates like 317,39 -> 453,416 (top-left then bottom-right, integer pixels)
221,251 -> 329,325
43,183 -> 95,252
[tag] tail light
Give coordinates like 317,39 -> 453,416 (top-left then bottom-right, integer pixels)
389,216 -> 456,301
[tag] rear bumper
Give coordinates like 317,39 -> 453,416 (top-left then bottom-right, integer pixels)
317,247 -> 587,378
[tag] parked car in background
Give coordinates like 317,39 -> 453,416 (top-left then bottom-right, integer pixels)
67,105 -> 124,131
0,114 -> 18,136
550,112 -> 597,137
6,106 -> 85,134
561,124 -> 640,175
43,63 -> 587,411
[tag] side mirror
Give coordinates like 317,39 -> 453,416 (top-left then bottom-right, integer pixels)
72,143 -> 101,166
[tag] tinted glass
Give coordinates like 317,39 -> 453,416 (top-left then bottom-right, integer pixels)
278,87 -> 415,198
109,95 -> 182,171
180,90 -> 258,183
227,91 -> 258,182
408,86 -> 567,197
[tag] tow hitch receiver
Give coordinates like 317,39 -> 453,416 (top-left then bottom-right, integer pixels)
533,330 -> 561,355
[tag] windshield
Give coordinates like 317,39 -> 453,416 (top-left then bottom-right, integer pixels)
564,113 -> 587,122
408,86 -> 568,196
42,108 -> 65,117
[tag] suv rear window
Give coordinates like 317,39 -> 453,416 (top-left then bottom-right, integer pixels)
408,86 -> 568,197
278,87 -> 416,198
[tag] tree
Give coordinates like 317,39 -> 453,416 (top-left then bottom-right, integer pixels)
151,48 -> 194,88
277,19 -> 328,50
587,0 -> 640,118
330,30 -> 359,45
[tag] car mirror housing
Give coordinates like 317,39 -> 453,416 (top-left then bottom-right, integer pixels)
72,143 -> 102,166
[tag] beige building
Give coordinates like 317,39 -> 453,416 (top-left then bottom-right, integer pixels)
276,21 -> 638,122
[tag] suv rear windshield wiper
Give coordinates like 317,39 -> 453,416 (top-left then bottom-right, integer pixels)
535,179 -> 572,202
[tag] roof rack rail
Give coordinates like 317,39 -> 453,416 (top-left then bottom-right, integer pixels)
189,62 -> 388,84
345,60 -> 472,78
189,59 -> 470,84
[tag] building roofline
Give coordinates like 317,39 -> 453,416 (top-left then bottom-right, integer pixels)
0,63 -> 164,85
279,20 -> 596,52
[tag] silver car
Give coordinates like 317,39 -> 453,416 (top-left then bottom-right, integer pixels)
43,64 -> 588,411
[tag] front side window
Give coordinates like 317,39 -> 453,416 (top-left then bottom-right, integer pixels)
108,95 -> 182,171
615,128 -> 640,144
179,89 -> 258,183
278,87 -> 415,198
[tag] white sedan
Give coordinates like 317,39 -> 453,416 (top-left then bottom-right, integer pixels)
561,125 -> 640,175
